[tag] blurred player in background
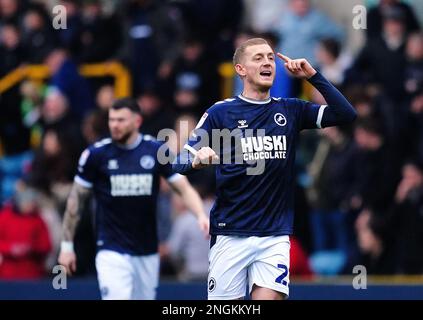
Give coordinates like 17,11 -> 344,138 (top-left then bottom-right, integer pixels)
58,98 -> 208,300
173,38 -> 357,300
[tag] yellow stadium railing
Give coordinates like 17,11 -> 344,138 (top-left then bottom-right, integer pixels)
0,62 -> 131,156
0,61 -> 131,98
218,62 -> 235,100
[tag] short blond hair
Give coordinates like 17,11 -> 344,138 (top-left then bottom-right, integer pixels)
233,38 -> 270,65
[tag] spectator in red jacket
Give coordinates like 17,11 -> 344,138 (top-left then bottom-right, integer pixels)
0,186 -> 52,279
290,237 -> 314,277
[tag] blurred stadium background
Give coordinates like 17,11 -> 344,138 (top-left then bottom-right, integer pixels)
0,0 -> 423,299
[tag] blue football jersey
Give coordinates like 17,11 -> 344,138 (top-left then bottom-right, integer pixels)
182,95 -> 326,237
75,134 -> 181,255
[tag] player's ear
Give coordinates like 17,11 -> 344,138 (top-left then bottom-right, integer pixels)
135,113 -> 143,128
235,64 -> 246,77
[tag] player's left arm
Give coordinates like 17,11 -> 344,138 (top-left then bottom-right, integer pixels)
168,176 -> 210,238
278,53 -> 357,128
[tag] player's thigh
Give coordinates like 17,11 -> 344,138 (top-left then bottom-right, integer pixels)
131,253 -> 160,300
208,235 -> 253,300
95,250 -> 134,300
248,236 -> 290,299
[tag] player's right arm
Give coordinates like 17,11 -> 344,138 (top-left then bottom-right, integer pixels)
172,110 -> 220,175
58,145 -> 98,275
58,182 -> 92,275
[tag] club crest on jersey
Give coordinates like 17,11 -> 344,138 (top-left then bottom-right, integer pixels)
140,155 -> 155,169
107,159 -> 119,170
208,277 -> 216,292
237,119 -> 248,129
274,113 -> 287,127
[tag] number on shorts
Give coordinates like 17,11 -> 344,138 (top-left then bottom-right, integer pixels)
275,264 -> 288,286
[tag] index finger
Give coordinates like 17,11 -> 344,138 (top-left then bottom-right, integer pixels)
277,53 -> 291,63
185,145 -> 198,157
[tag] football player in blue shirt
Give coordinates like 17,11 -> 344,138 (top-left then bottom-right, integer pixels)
58,98 -> 208,300
173,38 -> 356,300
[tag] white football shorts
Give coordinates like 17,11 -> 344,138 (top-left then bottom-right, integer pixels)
208,235 -> 290,300
95,249 -> 159,300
